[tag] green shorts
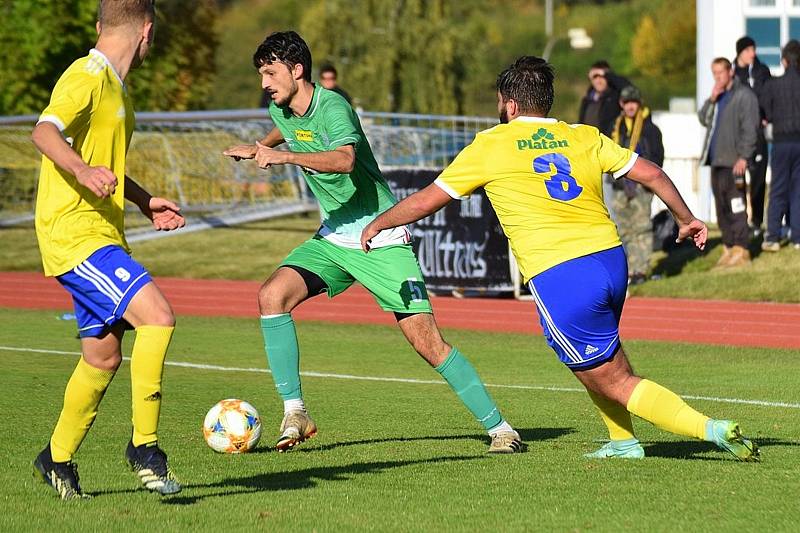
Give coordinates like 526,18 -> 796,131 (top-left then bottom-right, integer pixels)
281,235 -> 432,313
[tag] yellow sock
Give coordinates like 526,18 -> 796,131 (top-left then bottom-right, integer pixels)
51,357 -> 116,462
587,390 -> 636,441
626,379 -> 709,440
131,325 -> 174,446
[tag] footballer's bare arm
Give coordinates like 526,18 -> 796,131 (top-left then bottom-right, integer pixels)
31,121 -> 117,199
625,157 -> 707,250
360,183 -> 452,252
255,143 -> 355,174
125,175 -> 185,232
223,127 -> 285,160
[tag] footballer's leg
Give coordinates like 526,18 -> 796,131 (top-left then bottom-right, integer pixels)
348,242 -> 523,453
257,265 -> 322,451
35,324 -> 125,500
122,280 -> 182,494
396,312 -> 524,453
576,349 -> 759,462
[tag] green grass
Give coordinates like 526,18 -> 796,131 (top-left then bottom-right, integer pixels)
2,218 -> 799,302
628,233 -> 800,303
1,308 -> 798,531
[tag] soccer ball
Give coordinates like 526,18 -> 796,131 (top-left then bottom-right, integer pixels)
203,399 -> 262,453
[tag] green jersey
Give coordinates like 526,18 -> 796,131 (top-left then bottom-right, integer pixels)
269,86 -> 410,248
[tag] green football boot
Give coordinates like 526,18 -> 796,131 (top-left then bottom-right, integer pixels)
584,438 -> 645,459
706,420 -> 760,462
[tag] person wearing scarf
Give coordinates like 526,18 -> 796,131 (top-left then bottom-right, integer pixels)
610,85 -> 664,285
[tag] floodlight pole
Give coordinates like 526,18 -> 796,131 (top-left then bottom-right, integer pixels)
542,0 -> 557,60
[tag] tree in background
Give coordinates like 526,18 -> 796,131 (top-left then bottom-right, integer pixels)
300,0 -> 496,115
0,0 -> 219,114
631,0 -> 695,88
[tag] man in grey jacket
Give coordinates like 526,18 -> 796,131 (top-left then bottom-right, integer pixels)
699,57 -> 760,268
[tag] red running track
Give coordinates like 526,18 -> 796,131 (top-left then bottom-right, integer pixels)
1,271 -> 799,350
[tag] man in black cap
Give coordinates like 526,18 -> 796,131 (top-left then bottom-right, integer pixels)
734,36 -> 771,236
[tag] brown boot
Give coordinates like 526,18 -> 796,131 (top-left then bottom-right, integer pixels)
714,246 -> 732,268
726,245 -> 752,268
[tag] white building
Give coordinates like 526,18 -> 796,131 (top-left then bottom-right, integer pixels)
697,0 -> 800,106
669,0 -> 800,222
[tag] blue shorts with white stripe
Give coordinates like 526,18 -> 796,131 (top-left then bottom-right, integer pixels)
528,245 -> 627,371
57,245 -> 152,338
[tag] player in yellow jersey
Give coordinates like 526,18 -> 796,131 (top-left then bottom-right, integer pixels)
362,56 -> 759,462
31,0 -> 185,500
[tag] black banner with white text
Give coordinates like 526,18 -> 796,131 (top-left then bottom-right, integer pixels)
384,169 -> 513,291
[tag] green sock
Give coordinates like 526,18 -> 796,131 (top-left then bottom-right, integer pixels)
435,347 -> 503,430
260,314 -> 302,401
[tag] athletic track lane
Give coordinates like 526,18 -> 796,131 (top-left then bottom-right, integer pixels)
0,271 -> 798,350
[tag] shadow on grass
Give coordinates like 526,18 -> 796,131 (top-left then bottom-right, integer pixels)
160,455 -> 484,505
248,427 -> 574,454
643,436 -> 795,461
651,238 -> 719,277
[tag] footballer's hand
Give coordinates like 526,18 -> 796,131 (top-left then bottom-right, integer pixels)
223,144 -> 257,161
676,218 -> 707,251
360,223 -> 380,252
148,197 -> 185,231
254,141 -> 289,169
76,165 -> 117,198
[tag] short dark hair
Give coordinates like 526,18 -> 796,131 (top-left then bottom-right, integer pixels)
590,60 -> 611,71
253,31 -> 312,82
320,64 -> 337,77
712,57 -> 732,69
783,39 -> 800,69
496,56 -> 555,116
97,0 -> 155,28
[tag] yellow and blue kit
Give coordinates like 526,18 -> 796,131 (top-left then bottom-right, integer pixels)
35,49 -> 148,337
435,116 -> 638,369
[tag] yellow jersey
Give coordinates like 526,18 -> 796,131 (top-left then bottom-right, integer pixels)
435,116 -> 637,281
35,49 -> 134,276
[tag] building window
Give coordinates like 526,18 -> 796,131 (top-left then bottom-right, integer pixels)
791,17 -> 800,38
746,17 -> 782,66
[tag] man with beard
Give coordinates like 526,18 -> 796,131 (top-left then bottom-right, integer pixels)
362,56 -> 759,462
223,31 -> 522,455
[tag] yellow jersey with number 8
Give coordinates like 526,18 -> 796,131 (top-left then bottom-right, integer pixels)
35,49 -> 134,276
434,116 -> 637,281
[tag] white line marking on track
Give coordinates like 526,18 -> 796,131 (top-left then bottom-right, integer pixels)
2,345 -> 799,410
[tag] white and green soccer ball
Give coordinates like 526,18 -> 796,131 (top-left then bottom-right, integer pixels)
203,399 -> 262,453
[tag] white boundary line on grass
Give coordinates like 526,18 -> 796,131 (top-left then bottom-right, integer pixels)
2,345 -> 799,410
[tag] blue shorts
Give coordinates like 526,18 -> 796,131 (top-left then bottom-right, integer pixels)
57,245 -> 152,338
528,246 -> 627,370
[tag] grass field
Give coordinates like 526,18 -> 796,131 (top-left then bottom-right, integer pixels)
2,217 -> 799,302
1,307 -> 798,531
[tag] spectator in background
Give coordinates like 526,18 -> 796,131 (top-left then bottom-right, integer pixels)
319,64 -> 352,106
578,60 -> 630,135
760,40 -> 800,252
734,36 -> 772,236
610,85 -> 664,285
699,57 -> 760,268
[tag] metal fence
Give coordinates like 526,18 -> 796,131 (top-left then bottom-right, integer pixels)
0,109 -> 496,240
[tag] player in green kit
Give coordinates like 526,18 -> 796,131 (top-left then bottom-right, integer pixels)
224,31 -> 523,454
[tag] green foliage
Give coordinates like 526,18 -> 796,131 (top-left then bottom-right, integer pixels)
631,0 -> 696,90
0,0 -> 220,114
0,0 -> 96,115
128,0 -> 220,111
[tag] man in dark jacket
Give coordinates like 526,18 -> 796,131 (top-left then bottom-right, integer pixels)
760,40 -> 800,251
699,57 -> 760,268
734,36 -> 772,234
610,85 -> 665,284
578,60 -> 630,135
